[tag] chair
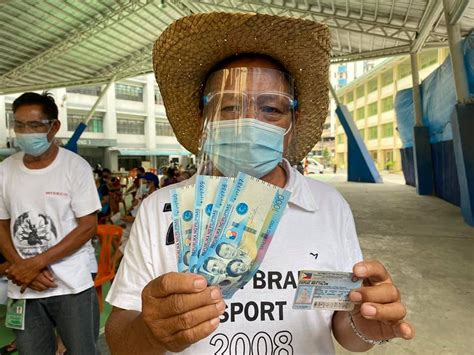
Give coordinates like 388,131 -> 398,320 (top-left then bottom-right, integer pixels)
94,224 -> 122,312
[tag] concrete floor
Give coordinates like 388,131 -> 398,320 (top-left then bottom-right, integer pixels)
328,178 -> 474,355
99,174 -> 474,354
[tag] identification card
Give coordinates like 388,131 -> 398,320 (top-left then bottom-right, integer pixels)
5,298 -> 26,330
293,270 -> 362,311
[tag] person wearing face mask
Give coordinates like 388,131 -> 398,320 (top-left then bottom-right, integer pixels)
0,92 -> 101,354
106,13 -> 414,355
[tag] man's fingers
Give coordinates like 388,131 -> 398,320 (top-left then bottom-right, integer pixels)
148,286 -> 223,319
29,281 -> 48,292
147,273 -> 208,298
36,273 -> 57,288
165,317 -> 221,353
392,321 -> 415,340
163,300 -> 226,336
42,269 -> 55,282
353,260 -> 392,285
350,283 -> 400,304
359,302 -> 407,322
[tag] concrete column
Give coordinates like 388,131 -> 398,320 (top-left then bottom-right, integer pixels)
144,74 -> 156,150
443,0 -> 471,104
410,53 -> 423,127
52,88 -> 68,140
103,82 -> 117,140
443,0 -> 474,226
0,96 -> 6,147
104,149 -> 119,172
410,51 -> 434,195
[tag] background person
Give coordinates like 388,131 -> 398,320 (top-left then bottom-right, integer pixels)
0,92 -> 101,354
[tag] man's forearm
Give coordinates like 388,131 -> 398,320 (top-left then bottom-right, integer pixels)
332,311 -> 373,352
36,214 -> 97,267
106,308 -> 166,355
0,220 -> 21,263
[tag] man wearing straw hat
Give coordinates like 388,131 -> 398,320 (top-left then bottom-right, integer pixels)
106,12 -> 414,354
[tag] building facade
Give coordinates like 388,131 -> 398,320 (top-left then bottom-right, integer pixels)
334,48 -> 449,172
311,59 -> 382,165
0,73 -> 191,171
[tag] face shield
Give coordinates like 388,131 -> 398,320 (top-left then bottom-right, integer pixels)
197,67 -> 297,178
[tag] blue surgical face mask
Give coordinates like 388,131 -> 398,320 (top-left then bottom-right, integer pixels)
202,119 -> 286,178
15,132 -> 52,157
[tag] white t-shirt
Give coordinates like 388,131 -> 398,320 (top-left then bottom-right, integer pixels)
107,160 -> 362,354
0,148 -> 101,299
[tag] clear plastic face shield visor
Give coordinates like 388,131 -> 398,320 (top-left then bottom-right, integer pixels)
197,67 -> 297,178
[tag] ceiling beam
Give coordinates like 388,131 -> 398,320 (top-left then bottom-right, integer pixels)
448,0 -> 471,25
410,0 -> 444,53
0,0 -> 156,87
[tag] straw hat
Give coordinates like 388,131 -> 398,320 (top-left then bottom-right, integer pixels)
153,12 -> 331,164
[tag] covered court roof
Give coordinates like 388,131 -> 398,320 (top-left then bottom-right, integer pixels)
0,0 -> 472,94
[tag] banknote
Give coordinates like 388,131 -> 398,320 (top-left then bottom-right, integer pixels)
292,271 -> 362,311
170,184 -> 196,272
188,175 -> 222,271
194,172 -> 291,298
199,177 -> 233,258
221,186 -> 291,297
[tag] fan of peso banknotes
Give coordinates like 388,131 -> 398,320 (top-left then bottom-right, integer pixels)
170,172 -> 291,298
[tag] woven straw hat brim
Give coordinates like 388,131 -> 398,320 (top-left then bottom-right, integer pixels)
153,12 -> 331,164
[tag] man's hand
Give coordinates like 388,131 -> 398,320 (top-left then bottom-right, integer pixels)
349,260 -> 415,341
5,256 -> 45,290
28,269 -> 57,292
141,272 -> 225,353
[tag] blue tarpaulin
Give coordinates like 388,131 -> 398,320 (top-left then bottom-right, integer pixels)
395,33 -> 474,206
395,33 -> 474,148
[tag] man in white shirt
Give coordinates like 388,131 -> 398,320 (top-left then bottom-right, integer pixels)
0,92 -> 102,354
106,13 -> 414,354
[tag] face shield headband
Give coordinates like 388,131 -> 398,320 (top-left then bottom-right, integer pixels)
197,67 -> 297,178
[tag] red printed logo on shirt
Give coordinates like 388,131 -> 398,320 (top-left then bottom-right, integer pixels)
45,191 -> 69,197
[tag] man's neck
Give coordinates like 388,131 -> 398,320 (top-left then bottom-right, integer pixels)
23,144 -> 59,170
261,163 -> 287,188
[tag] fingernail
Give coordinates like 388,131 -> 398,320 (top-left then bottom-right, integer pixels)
216,301 -> 226,313
363,304 -> 377,317
355,265 -> 367,276
194,278 -> 207,290
211,288 -> 221,300
210,317 -> 220,327
350,291 -> 362,302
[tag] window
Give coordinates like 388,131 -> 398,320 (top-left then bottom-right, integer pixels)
382,123 -> 394,138
155,90 -> 164,105
368,102 -> 378,117
66,86 -> 101,96
382,96 -> 394,112
346,91 -> 354,103
356,107 -> 365,120
337,133 -> 345,144
382,70 -> 393,87
117,118 -> 145,135
368,126 -> 378,140
356,85 -> 365,99
358,128 -> 365,139
115,84 -> 144,102
156,120 -> 174,136
67,113 -> 103,133
397,60 -> 411,79
367,78 -> 377,93
323,123 -> 330,130
419,49 -> 438,69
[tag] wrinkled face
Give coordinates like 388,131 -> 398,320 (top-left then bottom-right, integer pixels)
203,57 -> 297,150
